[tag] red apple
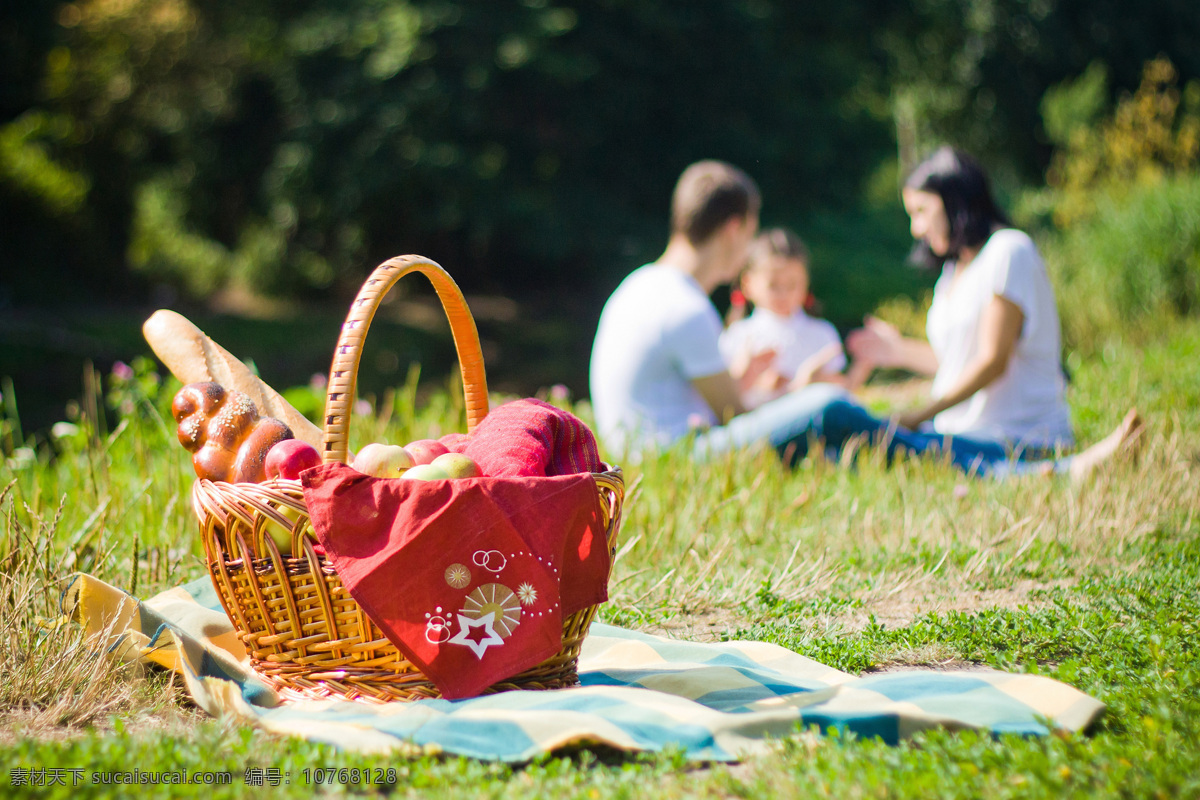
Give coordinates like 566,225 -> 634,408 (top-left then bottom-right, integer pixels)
404,439 -> 450,465
265,439 -> 322,480
352,443 -> 414,478
431,452 -> 482,479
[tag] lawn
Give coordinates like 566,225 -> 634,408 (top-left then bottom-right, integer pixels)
1,317 -> 1198,799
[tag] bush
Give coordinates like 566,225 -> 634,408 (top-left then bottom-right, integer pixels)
1045,58 -> 1199,230
1043,173 -> 1200,349
1027,57 -> 1200,350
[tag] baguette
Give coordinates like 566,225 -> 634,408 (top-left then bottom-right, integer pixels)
143,309 -> 323,449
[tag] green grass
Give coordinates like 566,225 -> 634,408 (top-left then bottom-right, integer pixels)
1,319 -> 1198,798
0,291 -> 597,436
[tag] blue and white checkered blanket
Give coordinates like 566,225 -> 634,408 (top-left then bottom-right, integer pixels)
62,573 -> 1103,762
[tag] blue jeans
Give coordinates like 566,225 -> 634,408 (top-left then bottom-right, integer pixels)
692,384 -> 1068,478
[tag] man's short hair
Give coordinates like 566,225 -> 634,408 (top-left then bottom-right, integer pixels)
671,160 -> 761,246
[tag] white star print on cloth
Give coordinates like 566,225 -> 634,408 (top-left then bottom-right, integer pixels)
447,611 -> 505,659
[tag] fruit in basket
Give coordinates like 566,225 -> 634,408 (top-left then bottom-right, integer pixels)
399,463 -> 450,481
265,439 -> 322,480
172,381 -> 294,483
352,443 -> 415,478
404,439 -> 450,465
431,452 -> 482,478
264,504 -> 306,555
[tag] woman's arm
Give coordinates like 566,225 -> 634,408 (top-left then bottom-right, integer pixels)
896,295 -> 1023,429
845,316 -> 940,376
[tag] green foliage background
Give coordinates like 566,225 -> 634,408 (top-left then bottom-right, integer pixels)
3,1 -> 1200,434
3,0 -> 1199,307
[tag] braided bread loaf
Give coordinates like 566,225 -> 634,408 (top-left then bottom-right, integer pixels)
173,382 -> 294,483
145,310 -> 322,449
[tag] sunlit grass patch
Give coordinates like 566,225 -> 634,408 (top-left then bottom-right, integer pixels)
0,319 -> 1197,797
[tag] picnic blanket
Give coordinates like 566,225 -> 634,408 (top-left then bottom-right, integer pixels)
62,573 -> 1104,762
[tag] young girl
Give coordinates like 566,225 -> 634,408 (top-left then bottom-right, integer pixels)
720,228 -> 870,408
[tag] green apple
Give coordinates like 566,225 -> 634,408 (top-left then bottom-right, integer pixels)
351,442 -> 414,478
399,463 -> 450,481
264,504 -> 304,556
431,452 -> 482,479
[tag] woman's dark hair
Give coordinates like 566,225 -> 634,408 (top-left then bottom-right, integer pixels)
904,147 -> 1011,268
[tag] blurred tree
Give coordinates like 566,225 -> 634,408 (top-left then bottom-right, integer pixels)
1046,57 -> 1199,226
871,0 -> 1200,186
1033,58 -> 1200,345
1041,60 -> 1109,150
1,1 -> 62,123
2,0 -> 1198,308
2,0 -> 897,304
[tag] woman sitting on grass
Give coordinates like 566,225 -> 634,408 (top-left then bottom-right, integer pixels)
794,146 -> 1142,480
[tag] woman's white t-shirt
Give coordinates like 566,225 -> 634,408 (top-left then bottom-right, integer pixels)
926,229 -> 1073,447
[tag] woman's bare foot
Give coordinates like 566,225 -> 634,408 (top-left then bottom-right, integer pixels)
1069,408 -> 1145,483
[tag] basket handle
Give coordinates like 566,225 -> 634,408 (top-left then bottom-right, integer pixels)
321,255 -> 489,464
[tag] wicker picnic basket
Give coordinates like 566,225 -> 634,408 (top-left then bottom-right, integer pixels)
190,255 -> 624,704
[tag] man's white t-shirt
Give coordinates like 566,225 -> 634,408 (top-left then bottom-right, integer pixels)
590,264 -> 726,451
719,308 -> 846,406
926,229 -> 1073,447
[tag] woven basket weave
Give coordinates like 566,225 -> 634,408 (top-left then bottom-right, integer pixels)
192,255 -> 624,704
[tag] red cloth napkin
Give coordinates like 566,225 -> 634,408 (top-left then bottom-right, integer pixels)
300,463 -> 611,699
438,399 -> 603,478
